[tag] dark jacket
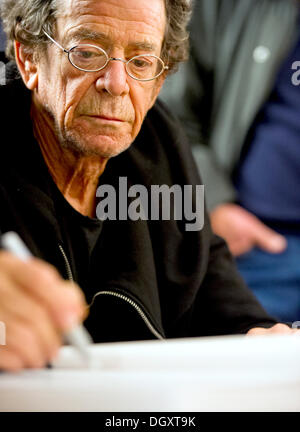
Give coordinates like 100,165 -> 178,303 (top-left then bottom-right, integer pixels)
0,66 -> 277,343
160,0 -> 299,210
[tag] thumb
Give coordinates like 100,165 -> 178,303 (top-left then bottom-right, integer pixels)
251,221 -> 287,253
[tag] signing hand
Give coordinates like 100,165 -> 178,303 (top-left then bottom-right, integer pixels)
0,252 -> 88,372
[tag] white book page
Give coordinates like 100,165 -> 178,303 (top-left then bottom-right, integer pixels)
52,334 -> 300,378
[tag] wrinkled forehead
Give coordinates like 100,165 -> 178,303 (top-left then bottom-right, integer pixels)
56,0 -> 166,50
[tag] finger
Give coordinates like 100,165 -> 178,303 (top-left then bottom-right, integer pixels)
250,221 -> 287,253
228,238 -> 254,256
0,274 -> 63,354
2,320 -> 60,369
247,324 -> 293,336
0,348 -> 25,372
268,323 -> 295,334
0,252 -> 87,328
246,327 -> 267,336
3,321 -> 53,369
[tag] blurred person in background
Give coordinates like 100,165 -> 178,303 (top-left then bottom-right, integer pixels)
0,20 -> 7,63
160,0 -> 300,323
0,20 -> 5,51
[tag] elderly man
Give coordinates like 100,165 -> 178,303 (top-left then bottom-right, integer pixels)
0,0 -> 297,372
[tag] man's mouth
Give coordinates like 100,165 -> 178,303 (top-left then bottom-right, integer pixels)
87,114 -> 125,123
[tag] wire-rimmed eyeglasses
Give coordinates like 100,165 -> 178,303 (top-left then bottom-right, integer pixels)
43,30 -> 169,82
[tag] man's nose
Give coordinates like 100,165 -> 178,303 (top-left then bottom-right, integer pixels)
95,59 -> 130,96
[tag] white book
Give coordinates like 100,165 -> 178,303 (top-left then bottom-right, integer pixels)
1,334 -> 300,412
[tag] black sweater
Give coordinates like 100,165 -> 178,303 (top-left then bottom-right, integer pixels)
0,69 -> 277,342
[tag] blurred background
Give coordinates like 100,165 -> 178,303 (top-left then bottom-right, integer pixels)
160,0 -> 300,324
0,20 -> 5,51
0,19 -> 7,64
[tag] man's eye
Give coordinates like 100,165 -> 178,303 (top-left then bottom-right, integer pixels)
76,50 -> 96,59
131,57 -> 153,68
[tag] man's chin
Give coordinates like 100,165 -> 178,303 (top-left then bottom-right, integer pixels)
61,132 -> 132,158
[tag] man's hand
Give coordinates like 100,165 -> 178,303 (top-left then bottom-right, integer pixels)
0,251 -> 88,372
210,203 -> 287,256
247,323 -> 300,336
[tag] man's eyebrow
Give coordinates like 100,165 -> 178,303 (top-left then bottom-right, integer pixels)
64,28 -> 157,52
64,29 -> 110,46
128,41 -> 157,52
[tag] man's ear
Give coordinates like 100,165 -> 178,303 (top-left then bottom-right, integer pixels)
14,40 -> 38,90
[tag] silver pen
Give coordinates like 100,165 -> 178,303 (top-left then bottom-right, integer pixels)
1,231 -> 92,365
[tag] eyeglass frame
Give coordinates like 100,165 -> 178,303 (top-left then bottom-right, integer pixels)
42,30 -> 169,82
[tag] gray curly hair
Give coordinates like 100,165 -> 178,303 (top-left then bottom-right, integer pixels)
0,0 -> 192,73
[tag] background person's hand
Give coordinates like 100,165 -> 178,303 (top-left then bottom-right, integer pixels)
0,251 -> 88,372
210,203 -> 287,256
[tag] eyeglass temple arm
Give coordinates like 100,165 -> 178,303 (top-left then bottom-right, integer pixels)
43,30 -> 68,53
